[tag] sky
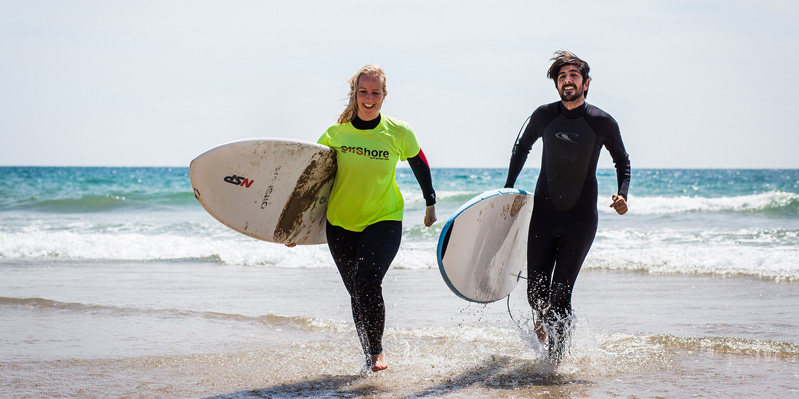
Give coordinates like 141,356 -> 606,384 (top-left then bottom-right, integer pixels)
1,0 -> 798,169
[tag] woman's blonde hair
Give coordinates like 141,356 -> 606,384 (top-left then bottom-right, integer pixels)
337,64 -> 387,124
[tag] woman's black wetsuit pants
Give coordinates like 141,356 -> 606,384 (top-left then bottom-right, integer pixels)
326,220 -> 402,356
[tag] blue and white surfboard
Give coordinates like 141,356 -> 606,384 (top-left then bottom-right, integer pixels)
437,188 -> 534,303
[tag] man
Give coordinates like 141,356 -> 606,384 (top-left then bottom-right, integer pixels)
504,50 -> 631,361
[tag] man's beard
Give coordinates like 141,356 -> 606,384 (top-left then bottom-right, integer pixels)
559,84 -> 584,102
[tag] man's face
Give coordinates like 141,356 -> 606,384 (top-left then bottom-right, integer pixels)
556,65 -> 588,103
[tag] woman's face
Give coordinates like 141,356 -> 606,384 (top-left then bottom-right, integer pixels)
356,73 -> 385,121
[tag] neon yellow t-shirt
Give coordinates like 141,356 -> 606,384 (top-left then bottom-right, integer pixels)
318,115 -> 421,232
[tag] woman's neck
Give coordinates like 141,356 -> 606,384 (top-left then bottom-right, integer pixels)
352,114 -> 381,130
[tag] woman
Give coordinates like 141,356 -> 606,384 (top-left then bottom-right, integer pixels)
318,64 -> 437,372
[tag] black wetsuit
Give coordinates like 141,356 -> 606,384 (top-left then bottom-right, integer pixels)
505,101 -> 630,358
326,115 -> 435,359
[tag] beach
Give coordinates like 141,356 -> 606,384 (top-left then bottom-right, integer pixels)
1,167 -> 798,398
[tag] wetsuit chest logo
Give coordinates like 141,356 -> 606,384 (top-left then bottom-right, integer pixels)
554,132 -> 580,143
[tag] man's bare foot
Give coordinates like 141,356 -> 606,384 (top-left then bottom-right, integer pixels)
534,319 -> 547,343
370,353 -> 387,372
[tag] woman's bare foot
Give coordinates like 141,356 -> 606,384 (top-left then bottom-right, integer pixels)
370,353 -> 387,372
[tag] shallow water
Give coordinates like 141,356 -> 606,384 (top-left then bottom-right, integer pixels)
2,260 -> 797,398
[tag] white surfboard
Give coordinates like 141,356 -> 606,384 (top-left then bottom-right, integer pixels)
437,189 -> 534,303
190,138 -> 336,245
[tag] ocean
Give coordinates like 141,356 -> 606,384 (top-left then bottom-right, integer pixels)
1,166 -> 798,398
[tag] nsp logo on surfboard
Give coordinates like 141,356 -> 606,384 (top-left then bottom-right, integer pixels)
341,145 -> 389,160
224,174 -> 255,188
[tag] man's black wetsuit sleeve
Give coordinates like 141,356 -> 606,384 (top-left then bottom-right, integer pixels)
407,149 -> 436,206
589,112 -> 631,200
505,108 -> 549,188
608,138 -> 630,200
